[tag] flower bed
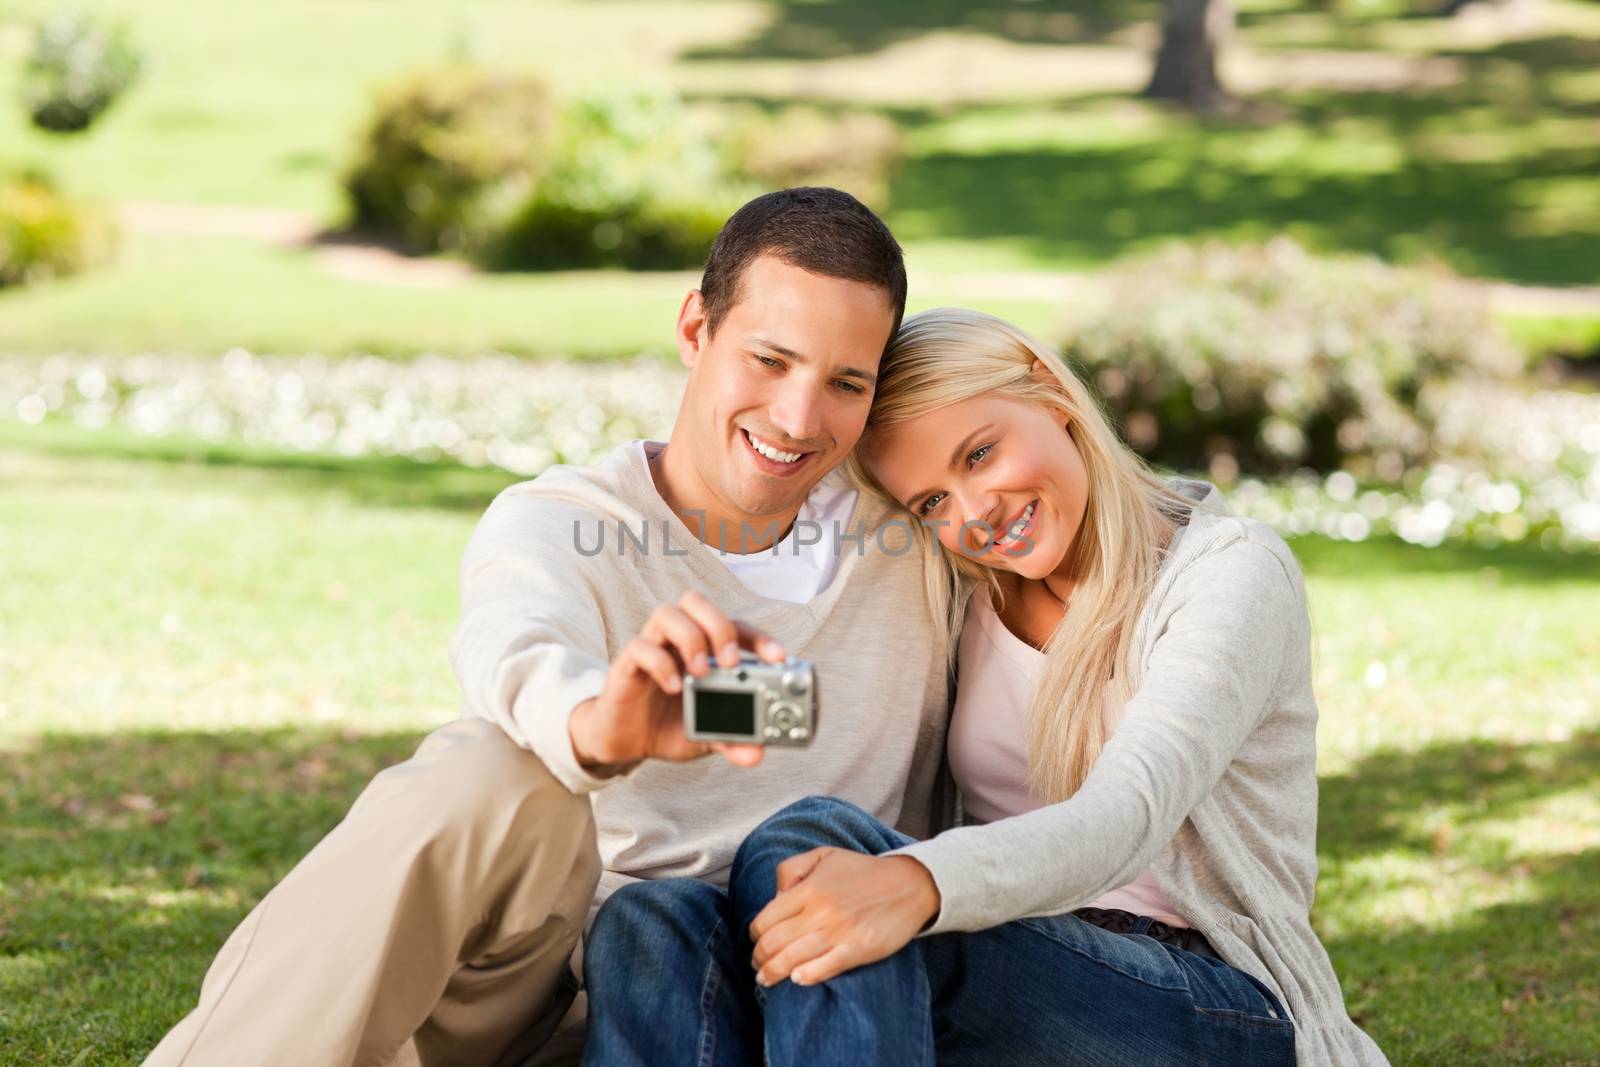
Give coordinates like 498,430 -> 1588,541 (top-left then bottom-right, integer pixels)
4,352 -> 1596,550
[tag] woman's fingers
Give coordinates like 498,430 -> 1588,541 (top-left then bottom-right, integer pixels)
755,931 -> 832,988
749,882 -> 807,942
775,848 -> 828,893
751,911 -> 811,970
790,944 -> 867,987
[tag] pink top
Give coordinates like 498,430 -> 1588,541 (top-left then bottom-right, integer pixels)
948,590 -> 1191,927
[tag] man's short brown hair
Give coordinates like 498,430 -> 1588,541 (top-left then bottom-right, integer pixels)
699,187 -> 907,343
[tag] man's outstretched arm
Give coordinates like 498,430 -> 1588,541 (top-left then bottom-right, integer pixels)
449,487 -> 781,793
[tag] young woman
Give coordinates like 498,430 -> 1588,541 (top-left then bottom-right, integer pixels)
581,309 -> 1387,1066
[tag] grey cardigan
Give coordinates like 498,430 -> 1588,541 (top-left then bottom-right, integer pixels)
893,485 -> 1388,1067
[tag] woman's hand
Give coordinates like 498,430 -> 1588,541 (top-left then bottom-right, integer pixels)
748,848 -> 941,987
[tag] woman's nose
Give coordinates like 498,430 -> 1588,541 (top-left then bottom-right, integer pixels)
954,488 -> 1000,548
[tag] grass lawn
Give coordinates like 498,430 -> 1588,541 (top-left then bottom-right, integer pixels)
2,430 -> 1597,1063
1,0 -> 1598,358
0,232 -> 1067,360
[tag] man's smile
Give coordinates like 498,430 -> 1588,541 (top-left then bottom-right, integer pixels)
741,428 -> 816,476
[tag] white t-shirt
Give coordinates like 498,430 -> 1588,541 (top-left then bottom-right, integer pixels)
633,442 -> 858,604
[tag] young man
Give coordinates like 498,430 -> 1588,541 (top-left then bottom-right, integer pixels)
143,188 -> 953,1067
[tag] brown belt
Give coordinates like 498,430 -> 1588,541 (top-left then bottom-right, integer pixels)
1072,906 -> 1218,959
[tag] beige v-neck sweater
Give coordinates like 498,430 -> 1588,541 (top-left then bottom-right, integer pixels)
447,441 -> 950,895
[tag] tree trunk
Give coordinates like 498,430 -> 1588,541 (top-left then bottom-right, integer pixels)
1436,0 -> 1544,36
1145,0 -> 1235,108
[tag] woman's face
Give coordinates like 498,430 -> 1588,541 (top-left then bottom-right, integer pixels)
864,392 -> 1090,580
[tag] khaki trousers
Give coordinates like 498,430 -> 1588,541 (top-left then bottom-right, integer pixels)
143,719 -> 601,1067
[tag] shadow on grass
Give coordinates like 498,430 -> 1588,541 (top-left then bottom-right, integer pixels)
677,5 -> 1600,285
888,131 -> 1600,285
0,728 -> 428,1065
1,419 -> 521,513
681,0 -> 1149,61
4,725 -> 1598,1061
1316,730 -> 1600,1062
1318,729 -> 1600,864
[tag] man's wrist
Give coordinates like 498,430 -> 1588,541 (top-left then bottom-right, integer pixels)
568,698 -> 637,777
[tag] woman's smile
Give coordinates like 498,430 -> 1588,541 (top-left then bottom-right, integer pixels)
992,499 -> 1038,555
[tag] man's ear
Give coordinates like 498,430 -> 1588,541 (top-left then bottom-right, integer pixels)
677,290 -> 709,369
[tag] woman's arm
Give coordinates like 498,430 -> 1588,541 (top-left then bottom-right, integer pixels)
748,532 -> 1307,982
894,533 -> 1306,933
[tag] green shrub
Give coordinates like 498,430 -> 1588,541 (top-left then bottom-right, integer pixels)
1064,238 -> 1524,481
722,104 -> 901,210
490,191 -> 730,270
0,173 -> 113,287
487,90 -> 746,270
22,12 -> 143,134
343,68 -> 557,253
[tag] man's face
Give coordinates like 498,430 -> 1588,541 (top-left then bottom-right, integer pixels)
675,255 -> 896,522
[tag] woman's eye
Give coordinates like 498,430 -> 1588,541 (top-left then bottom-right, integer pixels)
918,492 -> 945,516
967,444 -> 992,466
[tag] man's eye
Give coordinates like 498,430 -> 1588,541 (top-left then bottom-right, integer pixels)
834,380 -> 865,395
918,492 -> 945,516
755,354 -> 782,368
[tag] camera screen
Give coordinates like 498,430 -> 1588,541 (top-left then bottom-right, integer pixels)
693,690 -> 756,736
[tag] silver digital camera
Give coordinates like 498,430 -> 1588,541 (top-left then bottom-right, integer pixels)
683,654 -> 817,746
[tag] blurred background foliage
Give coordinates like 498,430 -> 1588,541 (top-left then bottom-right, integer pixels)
20,9 -> 142,134
2,0 -> 1595,547
1,1 -> 1598,1063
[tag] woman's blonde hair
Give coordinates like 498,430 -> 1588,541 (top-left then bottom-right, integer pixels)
846,308 -> 1194,803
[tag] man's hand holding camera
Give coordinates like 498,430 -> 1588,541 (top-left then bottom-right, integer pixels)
568,591 -> 786,774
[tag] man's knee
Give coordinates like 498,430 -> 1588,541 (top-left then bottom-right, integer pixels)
367,719 -> 595,874
733,795 -> 883,873
775,794 -> 876,828
586,880 -> 727,985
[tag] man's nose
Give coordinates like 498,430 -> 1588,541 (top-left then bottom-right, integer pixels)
769,386 -> 824,444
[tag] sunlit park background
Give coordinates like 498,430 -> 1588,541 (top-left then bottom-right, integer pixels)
2,0 -> 1598,1061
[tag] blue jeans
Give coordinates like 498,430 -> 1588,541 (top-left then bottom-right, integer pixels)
581,796 -> 1296,1066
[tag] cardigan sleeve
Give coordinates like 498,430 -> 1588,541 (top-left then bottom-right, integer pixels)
447,485 -> 625,795
890,533 -> 1305,933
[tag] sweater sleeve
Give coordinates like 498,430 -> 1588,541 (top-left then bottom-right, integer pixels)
891,534 -> 1304,933
447,486 -> 624,795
